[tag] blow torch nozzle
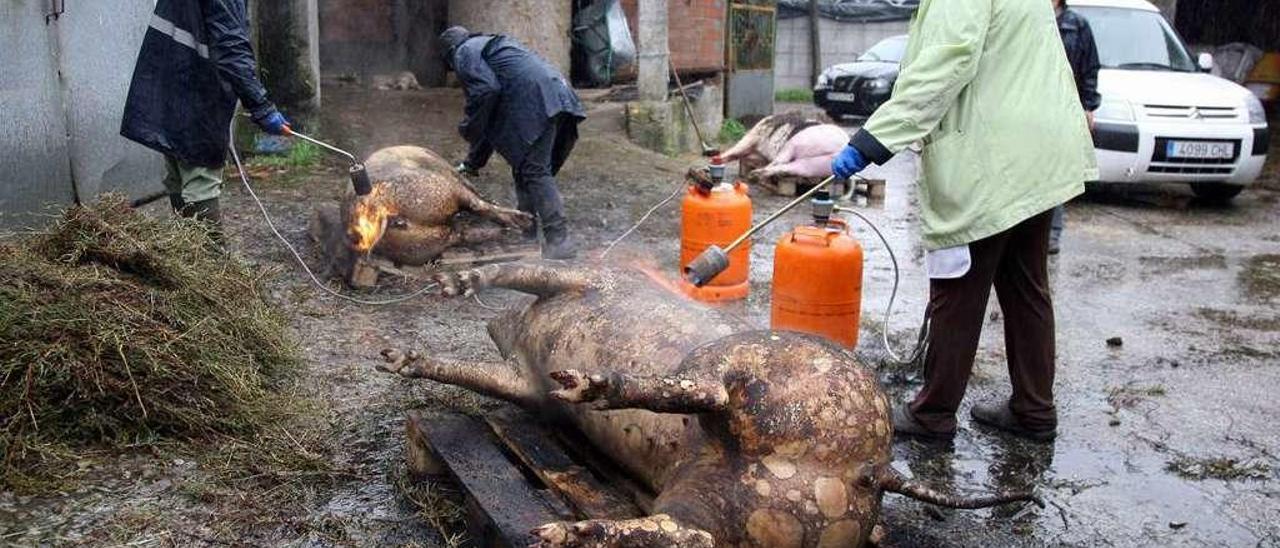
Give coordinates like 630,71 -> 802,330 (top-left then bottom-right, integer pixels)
286,129 -> 372,196
684,245 -> 730,287
349,164 -> 372,196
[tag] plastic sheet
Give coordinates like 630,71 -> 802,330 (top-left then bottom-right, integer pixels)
572,0 -> 636,87
777,0 -> 919,24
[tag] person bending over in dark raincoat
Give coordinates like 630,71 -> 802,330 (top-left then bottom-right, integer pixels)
121,0 -> 290,243
441,26 -> 586,260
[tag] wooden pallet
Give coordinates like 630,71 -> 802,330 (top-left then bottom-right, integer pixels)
404,409 -> 651,547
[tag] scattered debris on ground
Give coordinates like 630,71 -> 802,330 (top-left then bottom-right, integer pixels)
1106,383 -> 1166,411
1165,456 -> 1273,481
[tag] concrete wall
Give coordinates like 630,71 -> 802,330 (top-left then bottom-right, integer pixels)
627,84 -> 725,156
0,0 -> 164,229
774,17 -> 908,90
620,0 -> 727,73
448,0 -> 572,75
319,0 -> 449,86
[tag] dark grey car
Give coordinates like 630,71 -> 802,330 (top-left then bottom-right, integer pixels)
813,35 -> 907,119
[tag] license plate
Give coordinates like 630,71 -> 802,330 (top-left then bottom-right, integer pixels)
1166,140 -> 1234,159
827,92 -> 856,102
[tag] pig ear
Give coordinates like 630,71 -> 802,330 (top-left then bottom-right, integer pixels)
871,464 -> 1044,509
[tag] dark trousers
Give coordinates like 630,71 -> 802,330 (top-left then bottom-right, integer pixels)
514,115 -> 578,242
910,210 -> 1057,432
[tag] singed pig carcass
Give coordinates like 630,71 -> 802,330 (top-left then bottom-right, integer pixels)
378,262 -> 1038,546
341,146 -> 532,266
719,112 -> 850,180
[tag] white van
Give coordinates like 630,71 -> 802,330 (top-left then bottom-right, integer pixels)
1073,0 -> 1269,201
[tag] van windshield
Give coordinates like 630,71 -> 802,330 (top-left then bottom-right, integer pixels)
1074,6 -> 1196,72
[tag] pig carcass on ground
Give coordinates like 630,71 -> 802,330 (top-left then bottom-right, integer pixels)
316,146 -> 533,270
719,112 -> 850,180
378,261 -> 1039,547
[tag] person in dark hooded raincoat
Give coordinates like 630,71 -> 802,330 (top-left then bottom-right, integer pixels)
442,26 -> 586,260
120,0 -> 289,242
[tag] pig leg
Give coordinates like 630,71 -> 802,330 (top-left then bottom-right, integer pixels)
454,226 -> 504,245
754,155 -> 836,179
454,186 -> 534,230
378,348 -> 537,408
532,514 -> 714,548
870,465 -> 1044,509
548,370 -> 728,414
717,120 -> 771,163
432,263 -> 591,298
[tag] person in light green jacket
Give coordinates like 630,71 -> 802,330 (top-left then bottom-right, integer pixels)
831,0 -> 1098,442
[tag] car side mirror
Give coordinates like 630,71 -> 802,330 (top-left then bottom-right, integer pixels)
1198,52 -> 1215,73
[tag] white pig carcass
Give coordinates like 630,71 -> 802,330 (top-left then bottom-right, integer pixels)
719,112 -> 850,179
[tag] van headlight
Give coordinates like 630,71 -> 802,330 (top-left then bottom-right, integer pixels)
815,73 -> 832,90
1095,97 -> 1135,123
1246,94 -> 1267,125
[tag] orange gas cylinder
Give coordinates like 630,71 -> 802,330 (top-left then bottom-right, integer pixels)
771,221 -> 864,348
679,181 -> 752,302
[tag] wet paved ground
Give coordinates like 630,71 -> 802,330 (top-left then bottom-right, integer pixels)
5,90 -> 1276,546
819,151 -> 1280,547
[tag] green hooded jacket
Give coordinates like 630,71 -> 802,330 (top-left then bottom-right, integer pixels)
849,0 -> 1099,250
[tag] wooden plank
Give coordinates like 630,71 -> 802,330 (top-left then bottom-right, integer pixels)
417,413 -> 568,547
548,427 -> 658,515
486,410 -> 644,521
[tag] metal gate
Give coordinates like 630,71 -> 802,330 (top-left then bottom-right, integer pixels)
726,0 -> 778,120
0,0 -> 165,230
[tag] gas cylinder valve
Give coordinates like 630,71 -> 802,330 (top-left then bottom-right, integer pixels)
811,188 -> 834,226
695,156 -> 726,193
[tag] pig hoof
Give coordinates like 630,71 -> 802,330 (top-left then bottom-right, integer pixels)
504,210 -> 535,230
377,348 -> 422,376
432,269 -> 485,297
531,522 -> 570,546
531,517 -> 714,547
549,370 -> 608,404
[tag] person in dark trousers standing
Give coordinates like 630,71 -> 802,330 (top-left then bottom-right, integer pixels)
1050,0 -> 1102,254
829,0 -> 1098,443
121,0 -> 290,244
441,26 -> 586,260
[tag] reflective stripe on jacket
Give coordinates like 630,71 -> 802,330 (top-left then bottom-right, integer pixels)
121,0 -> 275,168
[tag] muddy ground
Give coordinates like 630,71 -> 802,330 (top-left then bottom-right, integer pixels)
3,89 -> 1278,547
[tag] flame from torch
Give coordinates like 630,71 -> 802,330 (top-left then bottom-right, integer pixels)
350,183 -> 396,253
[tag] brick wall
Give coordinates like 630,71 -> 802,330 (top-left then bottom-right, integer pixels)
620,0 -> 726,73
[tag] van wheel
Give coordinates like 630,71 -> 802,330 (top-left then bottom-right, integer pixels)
1190,183 -> 1244,202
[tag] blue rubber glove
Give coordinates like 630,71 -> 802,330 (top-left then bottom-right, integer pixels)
255,111 -> 291,136
831,145 -> 868,179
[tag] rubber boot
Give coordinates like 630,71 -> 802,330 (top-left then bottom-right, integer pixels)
180,198 -> 225,248
168,193 -> 186,214
541,224 -> 577,260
